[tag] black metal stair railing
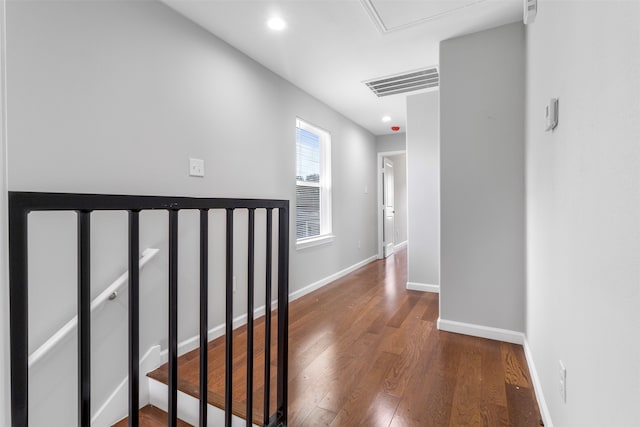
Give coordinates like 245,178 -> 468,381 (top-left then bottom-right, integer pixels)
8,191 -> 289,427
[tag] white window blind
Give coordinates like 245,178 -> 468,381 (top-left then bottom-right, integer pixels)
296,119 -> 331,243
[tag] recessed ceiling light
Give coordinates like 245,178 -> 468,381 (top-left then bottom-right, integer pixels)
267,17 -> 287,31
381,116 -> 391,122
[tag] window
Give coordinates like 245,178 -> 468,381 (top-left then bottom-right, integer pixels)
296,118 -> 332,248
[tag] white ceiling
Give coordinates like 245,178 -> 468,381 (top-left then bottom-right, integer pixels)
162,0 -> 521,136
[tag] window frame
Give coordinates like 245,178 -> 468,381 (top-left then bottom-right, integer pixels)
295,118 -> 333,249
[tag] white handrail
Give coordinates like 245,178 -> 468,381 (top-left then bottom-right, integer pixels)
28,248 -> 160,368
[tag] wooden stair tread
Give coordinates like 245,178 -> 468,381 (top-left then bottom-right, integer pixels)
146,317 -> 278,426
111,404 -> 192,427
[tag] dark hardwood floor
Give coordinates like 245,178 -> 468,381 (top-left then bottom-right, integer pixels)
145,248 -> 542,426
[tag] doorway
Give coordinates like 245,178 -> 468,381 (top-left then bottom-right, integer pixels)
377,151 -> 407,259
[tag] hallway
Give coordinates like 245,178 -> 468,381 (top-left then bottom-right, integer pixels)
148,248 -> 541,426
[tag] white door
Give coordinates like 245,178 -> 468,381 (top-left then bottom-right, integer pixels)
383,157 -> 395,257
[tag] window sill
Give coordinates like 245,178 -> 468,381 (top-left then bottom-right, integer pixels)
296,234 -> 334,250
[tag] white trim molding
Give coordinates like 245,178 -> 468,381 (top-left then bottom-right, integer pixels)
290,255 -> 377,301
296,233 -> 334,250
394,240 -> 407,251
295,117 -> 332,247
148,376 -> 256,427
436,319 -> 553,426
162,254 -> 379,362
161,306 -> 275,363
99,254 -> 380,423
376,150 -> 406,259
406,281 -> 439,293
437,318 -> 525,345
523,338 -> 554,427
92,345 -> 161,426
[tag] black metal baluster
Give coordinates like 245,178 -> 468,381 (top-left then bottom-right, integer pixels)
7,193 -> 290,427
225,208 -> 234,427
276,207 -> 289,425
9,201 -> 29,427
168,210 -> 179,427
199,209 -> 209,427
246,209 -> 255,426
128,211 -> 140,427
78,210 -> 91,427
263,209 -> 273,425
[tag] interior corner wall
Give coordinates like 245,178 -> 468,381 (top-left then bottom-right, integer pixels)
375,132 -> 406,153
439,22 -> 525,332
406,92 -> 439,288
526,2 -> 640,425
4,1 -> 377,424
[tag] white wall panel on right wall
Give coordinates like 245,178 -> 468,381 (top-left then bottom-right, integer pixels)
526,1 -> 640,425
406,92 -> 440,289
439,22 -> 525,333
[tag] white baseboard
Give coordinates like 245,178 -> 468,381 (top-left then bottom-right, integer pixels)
98,254 -> 378,423
523,338 -> 553,427
161,254 -> 378,363
394,240 -> 407,251
92,345 -> 161,426
160,306 -> 276,363
437,318 -> 524,345
406,282 -> 439,293
289,255 -> 378,302
436,320 -> 552,426
148,377 -> 256,427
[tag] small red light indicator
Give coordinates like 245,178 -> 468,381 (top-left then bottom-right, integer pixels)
391,126 -> 400,132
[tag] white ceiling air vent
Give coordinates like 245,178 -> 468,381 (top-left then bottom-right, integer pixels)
364,67 -> 439,97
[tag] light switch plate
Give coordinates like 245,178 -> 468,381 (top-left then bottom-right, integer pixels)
189,158 -> 205,177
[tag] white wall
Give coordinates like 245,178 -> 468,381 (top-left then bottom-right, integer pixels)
406,92 -> 439,289
0,0 -> 10,424
388,154 -> 407,245
439,22 -> 525,332
526,2 -> 640,425
376,132 -> 406,153
4,1 -> 377,425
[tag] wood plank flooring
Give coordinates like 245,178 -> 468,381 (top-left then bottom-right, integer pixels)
112,405 -> 192,427
147,248 -> 542,426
